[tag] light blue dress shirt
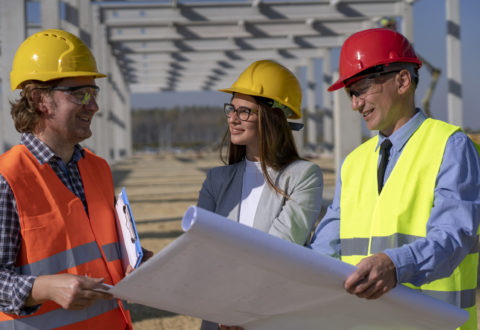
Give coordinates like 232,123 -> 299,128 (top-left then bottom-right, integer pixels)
310,110 -> 480,286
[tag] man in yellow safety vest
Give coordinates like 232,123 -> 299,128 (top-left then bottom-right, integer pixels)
310,28 -> 480,330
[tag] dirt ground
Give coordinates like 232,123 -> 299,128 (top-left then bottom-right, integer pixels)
111,151 -> 479,330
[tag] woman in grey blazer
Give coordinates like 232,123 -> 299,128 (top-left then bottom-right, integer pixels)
197,60 -> 324,330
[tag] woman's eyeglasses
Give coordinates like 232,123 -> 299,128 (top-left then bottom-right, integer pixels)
50,85 -> 100,105
224,103 -> 257,121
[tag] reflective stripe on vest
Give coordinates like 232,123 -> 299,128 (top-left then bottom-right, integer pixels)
416,288 -> 476,310
0,300 -> 129,330
341,234 -> 479,256
0,146 -> 131,328
16,241 -> 121,275
339,118 -> 478,330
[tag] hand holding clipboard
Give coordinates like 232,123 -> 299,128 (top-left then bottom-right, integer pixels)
115,188 -> 143,270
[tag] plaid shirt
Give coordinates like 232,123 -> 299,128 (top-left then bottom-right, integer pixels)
0,133 -> 87,315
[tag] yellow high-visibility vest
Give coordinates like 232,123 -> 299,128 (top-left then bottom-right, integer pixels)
340,118 -> 478,330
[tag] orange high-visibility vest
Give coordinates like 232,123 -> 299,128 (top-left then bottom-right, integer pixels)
0,145 -> 132,330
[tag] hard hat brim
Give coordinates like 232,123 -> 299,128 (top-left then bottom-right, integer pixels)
11,71 -> 107,90
327,79 -> 346,92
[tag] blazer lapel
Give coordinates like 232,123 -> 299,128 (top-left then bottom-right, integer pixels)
217,161 -> 245,222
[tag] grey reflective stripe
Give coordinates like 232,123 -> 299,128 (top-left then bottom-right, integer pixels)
16,241 -> 102,275
0,299 -> 119,329
340,237 -> 369,256
102,242 -> 121,262
419,288 -> 476,309
370,233 -> 422,254
342,234 -> 480,256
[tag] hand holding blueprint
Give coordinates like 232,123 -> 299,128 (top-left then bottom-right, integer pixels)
107,206 -> 468,329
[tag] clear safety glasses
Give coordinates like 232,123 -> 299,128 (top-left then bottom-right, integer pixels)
224,103 -> 258,121
50,85 -> 100,105
345,70 -> 401,100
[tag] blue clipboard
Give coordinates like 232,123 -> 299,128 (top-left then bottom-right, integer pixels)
115,187 -> 143,269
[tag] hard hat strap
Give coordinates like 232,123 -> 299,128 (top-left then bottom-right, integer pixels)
270,100 -> 293,118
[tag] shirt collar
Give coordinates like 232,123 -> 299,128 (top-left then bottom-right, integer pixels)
376,108 -> 426,152
21,133 -> 85,165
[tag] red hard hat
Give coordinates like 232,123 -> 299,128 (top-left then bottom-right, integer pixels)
328,28 -> 422,92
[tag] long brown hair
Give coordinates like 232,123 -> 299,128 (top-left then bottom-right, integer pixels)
219,95 -> 302,198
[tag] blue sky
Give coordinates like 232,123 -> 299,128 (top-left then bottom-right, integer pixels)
131,0 -> 480,131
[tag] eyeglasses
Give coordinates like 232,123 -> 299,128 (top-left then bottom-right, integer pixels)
50,85 -> 100,105
345,70 -> 401,99
224,103 -> 257,121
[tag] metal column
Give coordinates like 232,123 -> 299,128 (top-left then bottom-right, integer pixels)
292,66 -> 304,155
61,0 -> 79,33
0,1 -> 26,153
322,49 -> 334,153
41,0 -> 60,29
306,58 -> 317,152
78,0 -> 102,154
92,4 -> 111,162
446,0 -> 463,127
400,1 -> 414,41
333,71 -> 362,177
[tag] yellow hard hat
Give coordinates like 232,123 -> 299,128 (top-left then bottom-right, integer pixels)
219,60 -> 302,119
10,29 -> 106,90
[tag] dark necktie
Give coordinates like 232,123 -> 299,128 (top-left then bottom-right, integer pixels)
377,139 -> 392,193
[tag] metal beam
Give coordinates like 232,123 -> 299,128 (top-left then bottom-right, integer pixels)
113,35 -> 343,53
446,0 -> 463,127
123,47 -> 324,63
107,19 -> 371,42
100,1 -> 404,26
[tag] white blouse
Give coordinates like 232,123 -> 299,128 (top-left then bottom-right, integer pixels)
239,159 -> 266,227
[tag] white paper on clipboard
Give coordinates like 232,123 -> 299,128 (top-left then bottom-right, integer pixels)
115,187 -> 143,270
